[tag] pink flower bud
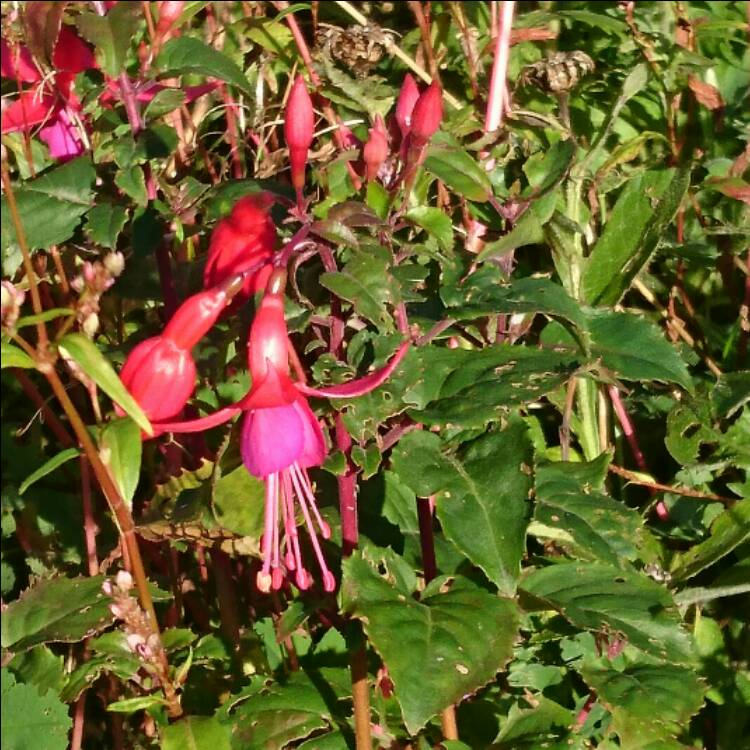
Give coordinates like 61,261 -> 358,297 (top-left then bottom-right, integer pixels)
363,115 -> 389,181
284,75 -> 314,192
162,287 -> 229,350
409,81 -> 443,147
156,1 -> 185,38
395,73 -> 420,138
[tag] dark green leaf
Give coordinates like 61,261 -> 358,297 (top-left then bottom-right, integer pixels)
85,203 -> 129,249
342,555 -> 519,734
494,697 -> 574,748
19,448 -> 79,495
76,3 -> 142,78
711,372 -> 750,418
424,137 -> 492,202
522,140 -> 576,198
114,166 -> 148,206
162,717 -> 231,750
58,334 -> 153,435
521,563 -> 694,663
405,207 -> 454,252
156,36 -> 251,94
391,420 -> 533,595
1,669 -> 71,750
582,167 -> 690,305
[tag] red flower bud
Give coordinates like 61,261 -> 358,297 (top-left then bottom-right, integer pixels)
119,336 -> 196,423
284,75 -> 314,192
163,286 -> 230,350
395,73 -> 420,138
363,115 -> 389,182
409,81 -> 443,147
156,1 -> 185,37
203,193 -> 278,306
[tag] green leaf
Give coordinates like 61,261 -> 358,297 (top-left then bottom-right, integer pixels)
19,448 -> 80,495
494,697 -> 574,748
162,716 -> 231,750
1,670 -> 72,750
391,420 -> 533,595
107,695 -> 167,713
533,455 -> 647,565
669,498 -> 750,581
664,399 -> 717,465
557,9 -> 628,34
309,219 -> 359,248
444,275 -> 587,334
1,576 -> 113,651
405,207 -> 454,252
144,88 -> 187,120
7,645 -> 64,696
99,418 -> 142,508
1,158 -> 95,276
582,654 -> 705,745
319,244 -> 395,332
58,333 -> 153,436
1,342 -> 35,369
76,3 -> 142,78
156,36 -> 251,94
15,308 -> 75,328
114,166 -> 148,207
521,563 -> 694,663
588,311 -> 692,389
226,672 -> 332,750
85,203 -> 129,249
711,371 -> 750,418
212,466 -> 264,546
522,140 -> 576,198
424,136 -> 492,202
582,167 -> 690,305
342,555 -> 519,734
416,345 -> 580,427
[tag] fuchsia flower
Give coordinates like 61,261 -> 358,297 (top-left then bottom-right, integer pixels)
284,75 -> 315,201
118,281 -> 240,425
151,270 -> 410,593
395,73 -> 421,139
363,115 -> 389,182
1,26 -> 95,160
409,81 -> 443,147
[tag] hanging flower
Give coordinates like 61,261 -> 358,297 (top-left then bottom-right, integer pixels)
151,270 -> 410,592
284,75 -> 315,202
203,193 -> 278,307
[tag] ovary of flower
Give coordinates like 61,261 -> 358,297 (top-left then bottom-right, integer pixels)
151,271 -> 410,593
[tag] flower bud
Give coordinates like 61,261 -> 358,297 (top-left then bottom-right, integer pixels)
1,281 -> 24,330
162,287 -> 229,350
155,1 -> 185,38
115,570 -> 133,591
118,336 -> 197,423
409,81 -> 443,147
203,193 -> 277,307
284,75 -> 314,192
395,73 -> 420,138
363,115 -> 389,182
82,312 -> 99,338
103,251 -> 125,278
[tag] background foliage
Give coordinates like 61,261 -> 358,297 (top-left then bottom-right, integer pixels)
1,1 -> 748,749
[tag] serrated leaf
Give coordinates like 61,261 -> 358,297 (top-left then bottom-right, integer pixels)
212,466 -> 264,547
711,371 -> 750,418
405,207 -> 454,252
391,421 -> 533,595
1,158 -> 95,276
1,576 -> 114,651
99,418 -> 141,508
494,696 -> 574,748
156,36 -> 251,94
342,554 -> 519,734
85,203 -> 128,249
521,563 -> 694,663
1,342 -> 36,369
226,672 -> 332,750
669,498 -> 750,581
582,167 -> 690,305
19,447 -> 79,495
319,245 -> 395,331
533,455 -> 647,565
1,669 -> 71,750
114,166 -> 148,206
588,311 -> 692,389
76,3 -> 142,78
424,136 -> 492,202
58,333 -> 152,435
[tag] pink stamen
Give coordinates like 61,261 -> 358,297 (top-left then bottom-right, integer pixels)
257,472 -> 277,592
290,463 -> 336,592
295,467 -> 332,539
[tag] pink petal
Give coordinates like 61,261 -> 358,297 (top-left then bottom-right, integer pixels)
39,108 -> 85,161
294,399 -> 328,469
52,26 -> 96,74
1,91 -> 55,133
151,405 -> 242,434
241,404 -> 305,477
295,341 -> 410,399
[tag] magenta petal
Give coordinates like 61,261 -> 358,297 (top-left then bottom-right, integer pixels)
241,404 -> 305,477
294,399 -> 327,469
39,109 -> 84,161
295,341 -> 410,399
